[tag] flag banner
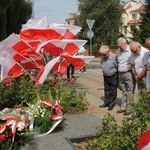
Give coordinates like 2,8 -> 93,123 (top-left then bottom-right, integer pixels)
26,40 -> 42,50
51,62 -> 59,70
137,130 -> 150,150
58,59 -> 69,77
61,55 -> 95,70
19,27 -> 66,40
20,48 -> 40,58
51,59 -> 69,77
36,56 -> 60,84
35,39 -> 87,56
1,55 -> 24,81
0,47 -> 26,62
21,56 -> 44,69
50,23 -> 82,39
35,39 -> 67,55
22,17 -> 48,30
62,39 -> 87,56
142,143 -> 150,150
0,33 -> 32,53
0,57 -> 4,65
0,33 -> 40,58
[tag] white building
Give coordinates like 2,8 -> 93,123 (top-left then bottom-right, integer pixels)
121,1 -> 145,41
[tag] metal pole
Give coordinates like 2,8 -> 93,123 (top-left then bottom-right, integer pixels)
90,38 -> 92,56
90,38 -> 92,69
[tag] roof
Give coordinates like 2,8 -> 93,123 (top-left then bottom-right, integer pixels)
128,19 -> 142,24
65,13 -> 80,22
130,5 -> 145,13
125,4 -> 132,10
123,1 -> 132,10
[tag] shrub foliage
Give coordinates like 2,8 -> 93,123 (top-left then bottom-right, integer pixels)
0,74 -> 88,113
87,90 -> 150,150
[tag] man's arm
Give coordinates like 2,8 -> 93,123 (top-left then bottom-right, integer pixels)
138,64 -> 147,79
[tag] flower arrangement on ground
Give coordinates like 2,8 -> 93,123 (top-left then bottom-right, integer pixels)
0,97 -> 64,149
0,74 -> 88,149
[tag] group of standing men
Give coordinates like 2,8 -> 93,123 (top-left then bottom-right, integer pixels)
99,37 -> 150,116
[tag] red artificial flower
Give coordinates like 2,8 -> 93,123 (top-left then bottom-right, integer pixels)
30,76 -> 36,82
50,81 -> 60,86
0,134 -> 7,143
69,78 -> 75,83
55,82 -> 60,86
5,125 -> 10,130
8,132 -> 13,137
35,82 -> 40,86
4,78 -> 12,86
52,72 -> 58,77
50,81 -> 56,86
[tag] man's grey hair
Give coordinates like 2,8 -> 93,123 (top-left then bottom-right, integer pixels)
129,41 -> 140,48
99,45 -> 109,54
146,37 -> 150,42
116,37 -> 127,44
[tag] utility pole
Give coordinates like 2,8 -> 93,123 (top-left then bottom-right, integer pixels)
86,19 -> 95,69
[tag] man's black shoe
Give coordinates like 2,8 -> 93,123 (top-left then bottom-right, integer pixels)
108,104 -> 115,111
108,106 -> 114,111
99,104 -> 109,108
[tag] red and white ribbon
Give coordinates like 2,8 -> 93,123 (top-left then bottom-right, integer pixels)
35,99 -> 63,137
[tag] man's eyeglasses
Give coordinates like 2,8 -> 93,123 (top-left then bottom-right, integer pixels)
101,52 -> 109,58
146,45 -> 150,50
131,47 -> 138,53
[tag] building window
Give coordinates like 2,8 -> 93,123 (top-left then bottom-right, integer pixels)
132,14 -> 137,19
124,26 -> 127,34
140,13 -> 144,19
130,26 -> 134,32
139,25 -> 142,30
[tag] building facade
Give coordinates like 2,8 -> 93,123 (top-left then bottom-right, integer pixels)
121,1 -> 145,41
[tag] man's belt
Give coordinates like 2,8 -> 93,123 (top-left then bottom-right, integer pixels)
119,70 -> 132,74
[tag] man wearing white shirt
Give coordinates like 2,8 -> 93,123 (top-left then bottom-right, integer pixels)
130,41 -> 149,93
116,37 -> 134,116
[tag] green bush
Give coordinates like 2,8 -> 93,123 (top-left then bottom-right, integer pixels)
0,75 -> 37,109
87,90 -> 150,150
0,74 -> 88,114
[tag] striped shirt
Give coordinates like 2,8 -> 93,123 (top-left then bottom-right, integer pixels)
101,52 -> 117,76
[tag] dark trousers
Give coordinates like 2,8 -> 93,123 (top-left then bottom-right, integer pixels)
103,72 -> 118,107
80,66 -> 86,72
67,64 -> 74,79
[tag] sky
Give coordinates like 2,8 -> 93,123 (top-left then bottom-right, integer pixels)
33,0 -> 144,25
33,0 -> 78,25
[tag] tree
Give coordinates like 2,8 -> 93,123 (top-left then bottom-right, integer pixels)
140,0 -> 150,43
76,0 -> 123,45
0,0 -> 33,41
131,26 -> 143,43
